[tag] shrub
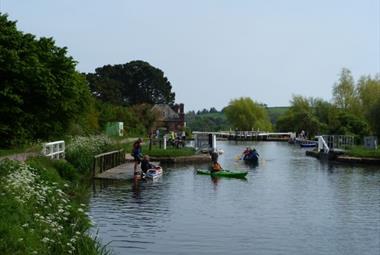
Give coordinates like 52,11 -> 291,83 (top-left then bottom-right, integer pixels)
65,135 -> 116,174
0,159 -> 109,255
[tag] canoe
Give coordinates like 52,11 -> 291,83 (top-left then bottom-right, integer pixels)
243,154 -> 259,162
300,142 -> 317,148
196,169 -> 248,178
144,166 -> 163,180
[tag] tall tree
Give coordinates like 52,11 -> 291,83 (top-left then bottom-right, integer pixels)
357,74 -> 380,134
224,97 -> 272,131
332,68 -> 360,115
86,61 -> 175,106
276,95 -> 321,136
0,14 -> 92,147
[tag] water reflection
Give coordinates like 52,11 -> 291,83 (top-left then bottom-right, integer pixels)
90,141 -> 380,255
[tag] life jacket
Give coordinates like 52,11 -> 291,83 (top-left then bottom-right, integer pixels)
212,162 -> 222,171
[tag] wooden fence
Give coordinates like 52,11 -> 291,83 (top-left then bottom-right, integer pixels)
92,149 -> 125,177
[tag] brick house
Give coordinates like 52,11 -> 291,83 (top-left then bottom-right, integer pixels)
152,103 -> 185,131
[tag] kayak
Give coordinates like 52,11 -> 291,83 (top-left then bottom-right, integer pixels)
196,169 -> 248,178
300,142 -> 317,148
144,166 -> 163,180
243,154 -> 259,162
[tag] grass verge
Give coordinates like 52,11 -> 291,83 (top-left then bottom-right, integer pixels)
122,140 -> 196,157
345,146 -> 380,158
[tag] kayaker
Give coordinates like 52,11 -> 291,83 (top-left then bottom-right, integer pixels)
242,147 -> 251,159
210,151 -> 223,172
211,161 -> 223,172
141,155 -> 157,175
250,147 -> 259,157
132,138 -> 143,175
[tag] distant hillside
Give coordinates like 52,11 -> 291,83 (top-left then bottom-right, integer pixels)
185,106 -> 289,131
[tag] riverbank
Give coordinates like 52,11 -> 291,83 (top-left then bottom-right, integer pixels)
125,153 -> 210,163
95,154 -> 211,180
305,150 -> 380,165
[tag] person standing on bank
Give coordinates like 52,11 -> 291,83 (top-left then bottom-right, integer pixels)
132,138 -> 143,175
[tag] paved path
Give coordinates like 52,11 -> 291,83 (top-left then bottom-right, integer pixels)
0,152 -> 38,162
95,162 -> 135,180
95,161 -> 160,180
95,154 -> 210,180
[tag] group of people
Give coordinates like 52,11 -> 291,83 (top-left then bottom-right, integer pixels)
132,138 -> 157,177
242,147 -> 259,160
167,130 -> 186,148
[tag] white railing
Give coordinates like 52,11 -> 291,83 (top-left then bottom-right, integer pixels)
42,141 -> 65,159
192,131 -> 295,137
317,136 -> 329,153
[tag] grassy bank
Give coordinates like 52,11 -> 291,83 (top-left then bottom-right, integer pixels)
0,158 -> 110,255
0,135 -> 119,255
122,139 -> 196,157
0,144 -> 42,158
345,146 -> 380,158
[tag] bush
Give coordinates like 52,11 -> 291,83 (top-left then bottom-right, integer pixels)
65,135 -> 117,174
52,160 -> 80,183
0,159 -> 110,255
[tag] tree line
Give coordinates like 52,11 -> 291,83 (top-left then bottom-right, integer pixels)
186,69 -> 380,139
276,68 -> 380,138
0,14 -> 175,147
1,13 -> 378,148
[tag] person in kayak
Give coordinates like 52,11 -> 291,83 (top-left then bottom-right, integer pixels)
210,151 -> 223,172
141,155 -> 157,175
242,147 -> 251,160
132,138 -> 143,175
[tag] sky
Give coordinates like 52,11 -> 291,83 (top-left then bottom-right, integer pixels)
1,0 -> 379,112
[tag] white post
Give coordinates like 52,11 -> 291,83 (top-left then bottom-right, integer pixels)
163,135 -> 167,150
318,136 -> 329,153
194,134 -> 198,150
212,134 -> 216,151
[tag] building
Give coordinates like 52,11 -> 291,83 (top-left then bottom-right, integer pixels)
152,103 -> 185,131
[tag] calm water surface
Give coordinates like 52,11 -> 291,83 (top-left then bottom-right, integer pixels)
89,141 -> 380,255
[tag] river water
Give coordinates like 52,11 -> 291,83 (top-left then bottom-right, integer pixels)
89,141 -> 380,255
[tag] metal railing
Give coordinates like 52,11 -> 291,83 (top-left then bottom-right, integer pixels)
322,135 -> 355,151
92,149 -> 125,177
42,141 -> 65,159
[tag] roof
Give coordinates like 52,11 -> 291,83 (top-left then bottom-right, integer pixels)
152,104 -> 180,121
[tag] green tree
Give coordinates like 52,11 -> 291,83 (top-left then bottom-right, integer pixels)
357,74 -> 380,134
224,97 -> 272,131
332,68 -> 361,115
328,111 -> 369,137
276,95 -> 321,136
86,61 -> 175,106
0,14 -> 92,147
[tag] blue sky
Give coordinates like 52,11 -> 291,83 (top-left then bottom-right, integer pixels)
1,0 -> 379,111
